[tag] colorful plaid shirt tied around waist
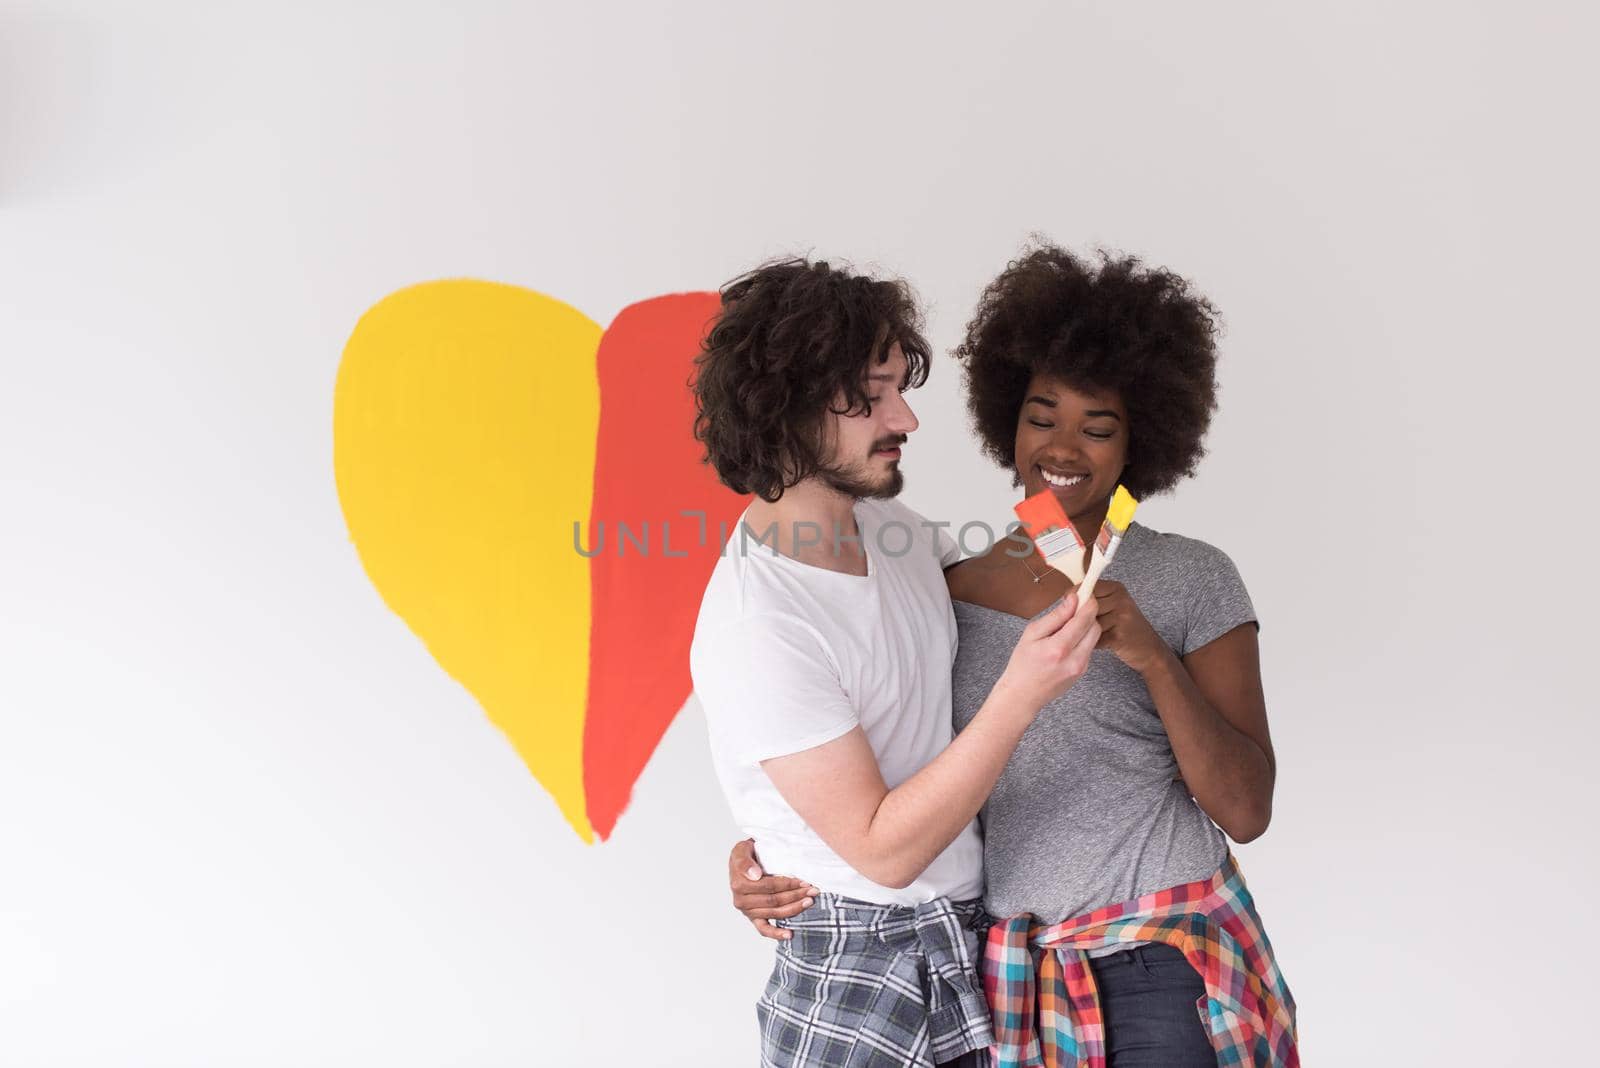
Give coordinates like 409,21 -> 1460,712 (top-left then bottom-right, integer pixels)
982,853 -> 1298,1068
763,894 -> 993,1067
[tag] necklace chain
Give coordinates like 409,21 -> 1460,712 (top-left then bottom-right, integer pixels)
1019,543 -> 1056,584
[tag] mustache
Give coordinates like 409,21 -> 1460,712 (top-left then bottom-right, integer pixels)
873,436 -> 907,451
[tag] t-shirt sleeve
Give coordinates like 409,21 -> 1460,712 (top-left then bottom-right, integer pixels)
882,500 -> 963,569
690,613 -> 859,764
932,520 -> 963,569
1180,541 -> 1260,656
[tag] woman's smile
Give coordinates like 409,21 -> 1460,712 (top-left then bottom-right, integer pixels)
1038,464 -> 1089,487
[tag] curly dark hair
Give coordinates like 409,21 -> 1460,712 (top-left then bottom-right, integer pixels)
953,243 -> 1222,499
691,257 -> 931,502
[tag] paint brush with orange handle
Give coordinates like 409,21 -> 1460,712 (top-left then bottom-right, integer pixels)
1012,490 -> 1088,584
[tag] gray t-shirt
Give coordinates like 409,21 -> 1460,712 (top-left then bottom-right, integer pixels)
951,520 -> 1258,954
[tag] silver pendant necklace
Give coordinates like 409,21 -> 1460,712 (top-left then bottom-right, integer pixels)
1019,545 -> 1053,584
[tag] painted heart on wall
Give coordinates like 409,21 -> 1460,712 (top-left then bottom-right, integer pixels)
334,280 -> 749,842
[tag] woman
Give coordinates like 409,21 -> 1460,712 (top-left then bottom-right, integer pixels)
729,244 -> 1297,1067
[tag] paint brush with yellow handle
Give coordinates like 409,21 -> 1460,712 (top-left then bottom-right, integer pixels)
1013,489 -> 1088,583
1077,485 -> 1140,600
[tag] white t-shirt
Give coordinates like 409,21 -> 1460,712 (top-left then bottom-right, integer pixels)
689,497 -> 985,905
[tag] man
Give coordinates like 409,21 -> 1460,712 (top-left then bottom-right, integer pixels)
688,257 -> 1101,1067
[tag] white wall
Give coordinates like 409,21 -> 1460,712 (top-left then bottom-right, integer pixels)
3,2 -> 1594,1064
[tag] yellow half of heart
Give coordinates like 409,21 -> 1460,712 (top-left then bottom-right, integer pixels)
334,280 -> 603,841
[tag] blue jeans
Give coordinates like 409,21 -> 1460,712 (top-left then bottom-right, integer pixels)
943,944 -> 1217,1068
1090,943 -> 1215,1067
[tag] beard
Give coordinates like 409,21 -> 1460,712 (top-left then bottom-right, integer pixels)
816,439 -> 905,500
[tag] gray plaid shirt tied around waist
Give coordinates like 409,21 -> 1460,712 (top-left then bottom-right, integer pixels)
761,893 -> 994,1067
